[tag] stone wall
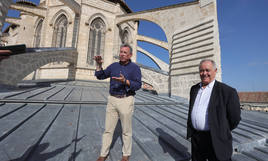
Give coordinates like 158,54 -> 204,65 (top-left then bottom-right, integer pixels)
0,48 -> 77,86
72,0 -> 138,81
139,64 -> 169,96
2,0 -> 137,81
116,0 -> 221,99
170,74 -> 200,99
169,2 -> 221,99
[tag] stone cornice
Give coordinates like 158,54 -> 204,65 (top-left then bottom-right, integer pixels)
5,17 -> 21,26
9,3 -> 47,17
59,0 -> 81,14
117,0 -> 198,17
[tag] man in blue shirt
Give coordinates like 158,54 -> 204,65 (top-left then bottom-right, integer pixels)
95,44 -> 141,161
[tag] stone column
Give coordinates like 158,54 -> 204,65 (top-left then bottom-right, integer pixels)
0,0 -> 13,37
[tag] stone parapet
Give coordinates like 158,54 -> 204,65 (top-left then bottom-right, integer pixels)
0,48 -> 78,86
139,64 -> 169,96
240,103 -> 268,112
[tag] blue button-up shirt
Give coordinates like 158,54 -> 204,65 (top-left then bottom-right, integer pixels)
95,61 -> 142,96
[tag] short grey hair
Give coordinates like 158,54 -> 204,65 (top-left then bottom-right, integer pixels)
199,59 -> 217,70
120,43 -> 132,54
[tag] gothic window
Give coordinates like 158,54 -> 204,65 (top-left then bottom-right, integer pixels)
87,18 -> 106,65
122,30 -> 129,44
52,14 -> 68,47
33,19 -> 43,47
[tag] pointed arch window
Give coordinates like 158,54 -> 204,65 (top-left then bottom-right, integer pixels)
87,18 -> 106,65
121,30 -> 129,44
33,19 -> 43,47
52,14 -> 68,47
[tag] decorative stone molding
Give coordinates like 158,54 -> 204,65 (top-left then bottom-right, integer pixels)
170,17 -> 221,99
9,3 -> 46,17
49,9 -> 73,26
59,0 -> 81,14
86,13 -> 108,29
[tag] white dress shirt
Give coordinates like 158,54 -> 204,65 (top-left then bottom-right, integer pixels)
191,80 -> 215,131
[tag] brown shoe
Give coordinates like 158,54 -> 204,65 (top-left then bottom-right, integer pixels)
121,156 -> 130,161
96,156 -> 107,161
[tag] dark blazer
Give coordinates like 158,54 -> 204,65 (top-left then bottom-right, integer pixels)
187,80 -> 241,160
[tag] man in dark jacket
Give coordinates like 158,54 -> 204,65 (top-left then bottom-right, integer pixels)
187,59 -> 241,161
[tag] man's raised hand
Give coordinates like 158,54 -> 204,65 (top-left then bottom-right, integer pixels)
112,73 -> 125,84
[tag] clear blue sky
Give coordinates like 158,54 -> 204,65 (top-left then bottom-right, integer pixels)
3,0 -> 268,92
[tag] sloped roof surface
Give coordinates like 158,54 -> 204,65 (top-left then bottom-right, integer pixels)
0,80 -> 267,161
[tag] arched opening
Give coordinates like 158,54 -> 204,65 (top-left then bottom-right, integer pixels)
136,20 -> 169,69
87,17 -> 106,66
32,19 -> 43,80
52,14 -> 68,48
121,28 -> 130,44
33,19 -> 43,47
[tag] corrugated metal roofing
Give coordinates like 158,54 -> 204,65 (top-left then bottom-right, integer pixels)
0,80 -> 267,161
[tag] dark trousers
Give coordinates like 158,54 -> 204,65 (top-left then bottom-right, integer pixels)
191,130 -> 231,161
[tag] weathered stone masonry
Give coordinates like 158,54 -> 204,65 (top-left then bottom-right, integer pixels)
1,0 -> 221,99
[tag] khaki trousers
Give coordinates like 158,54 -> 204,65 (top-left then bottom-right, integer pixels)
100,95 -> 134,157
